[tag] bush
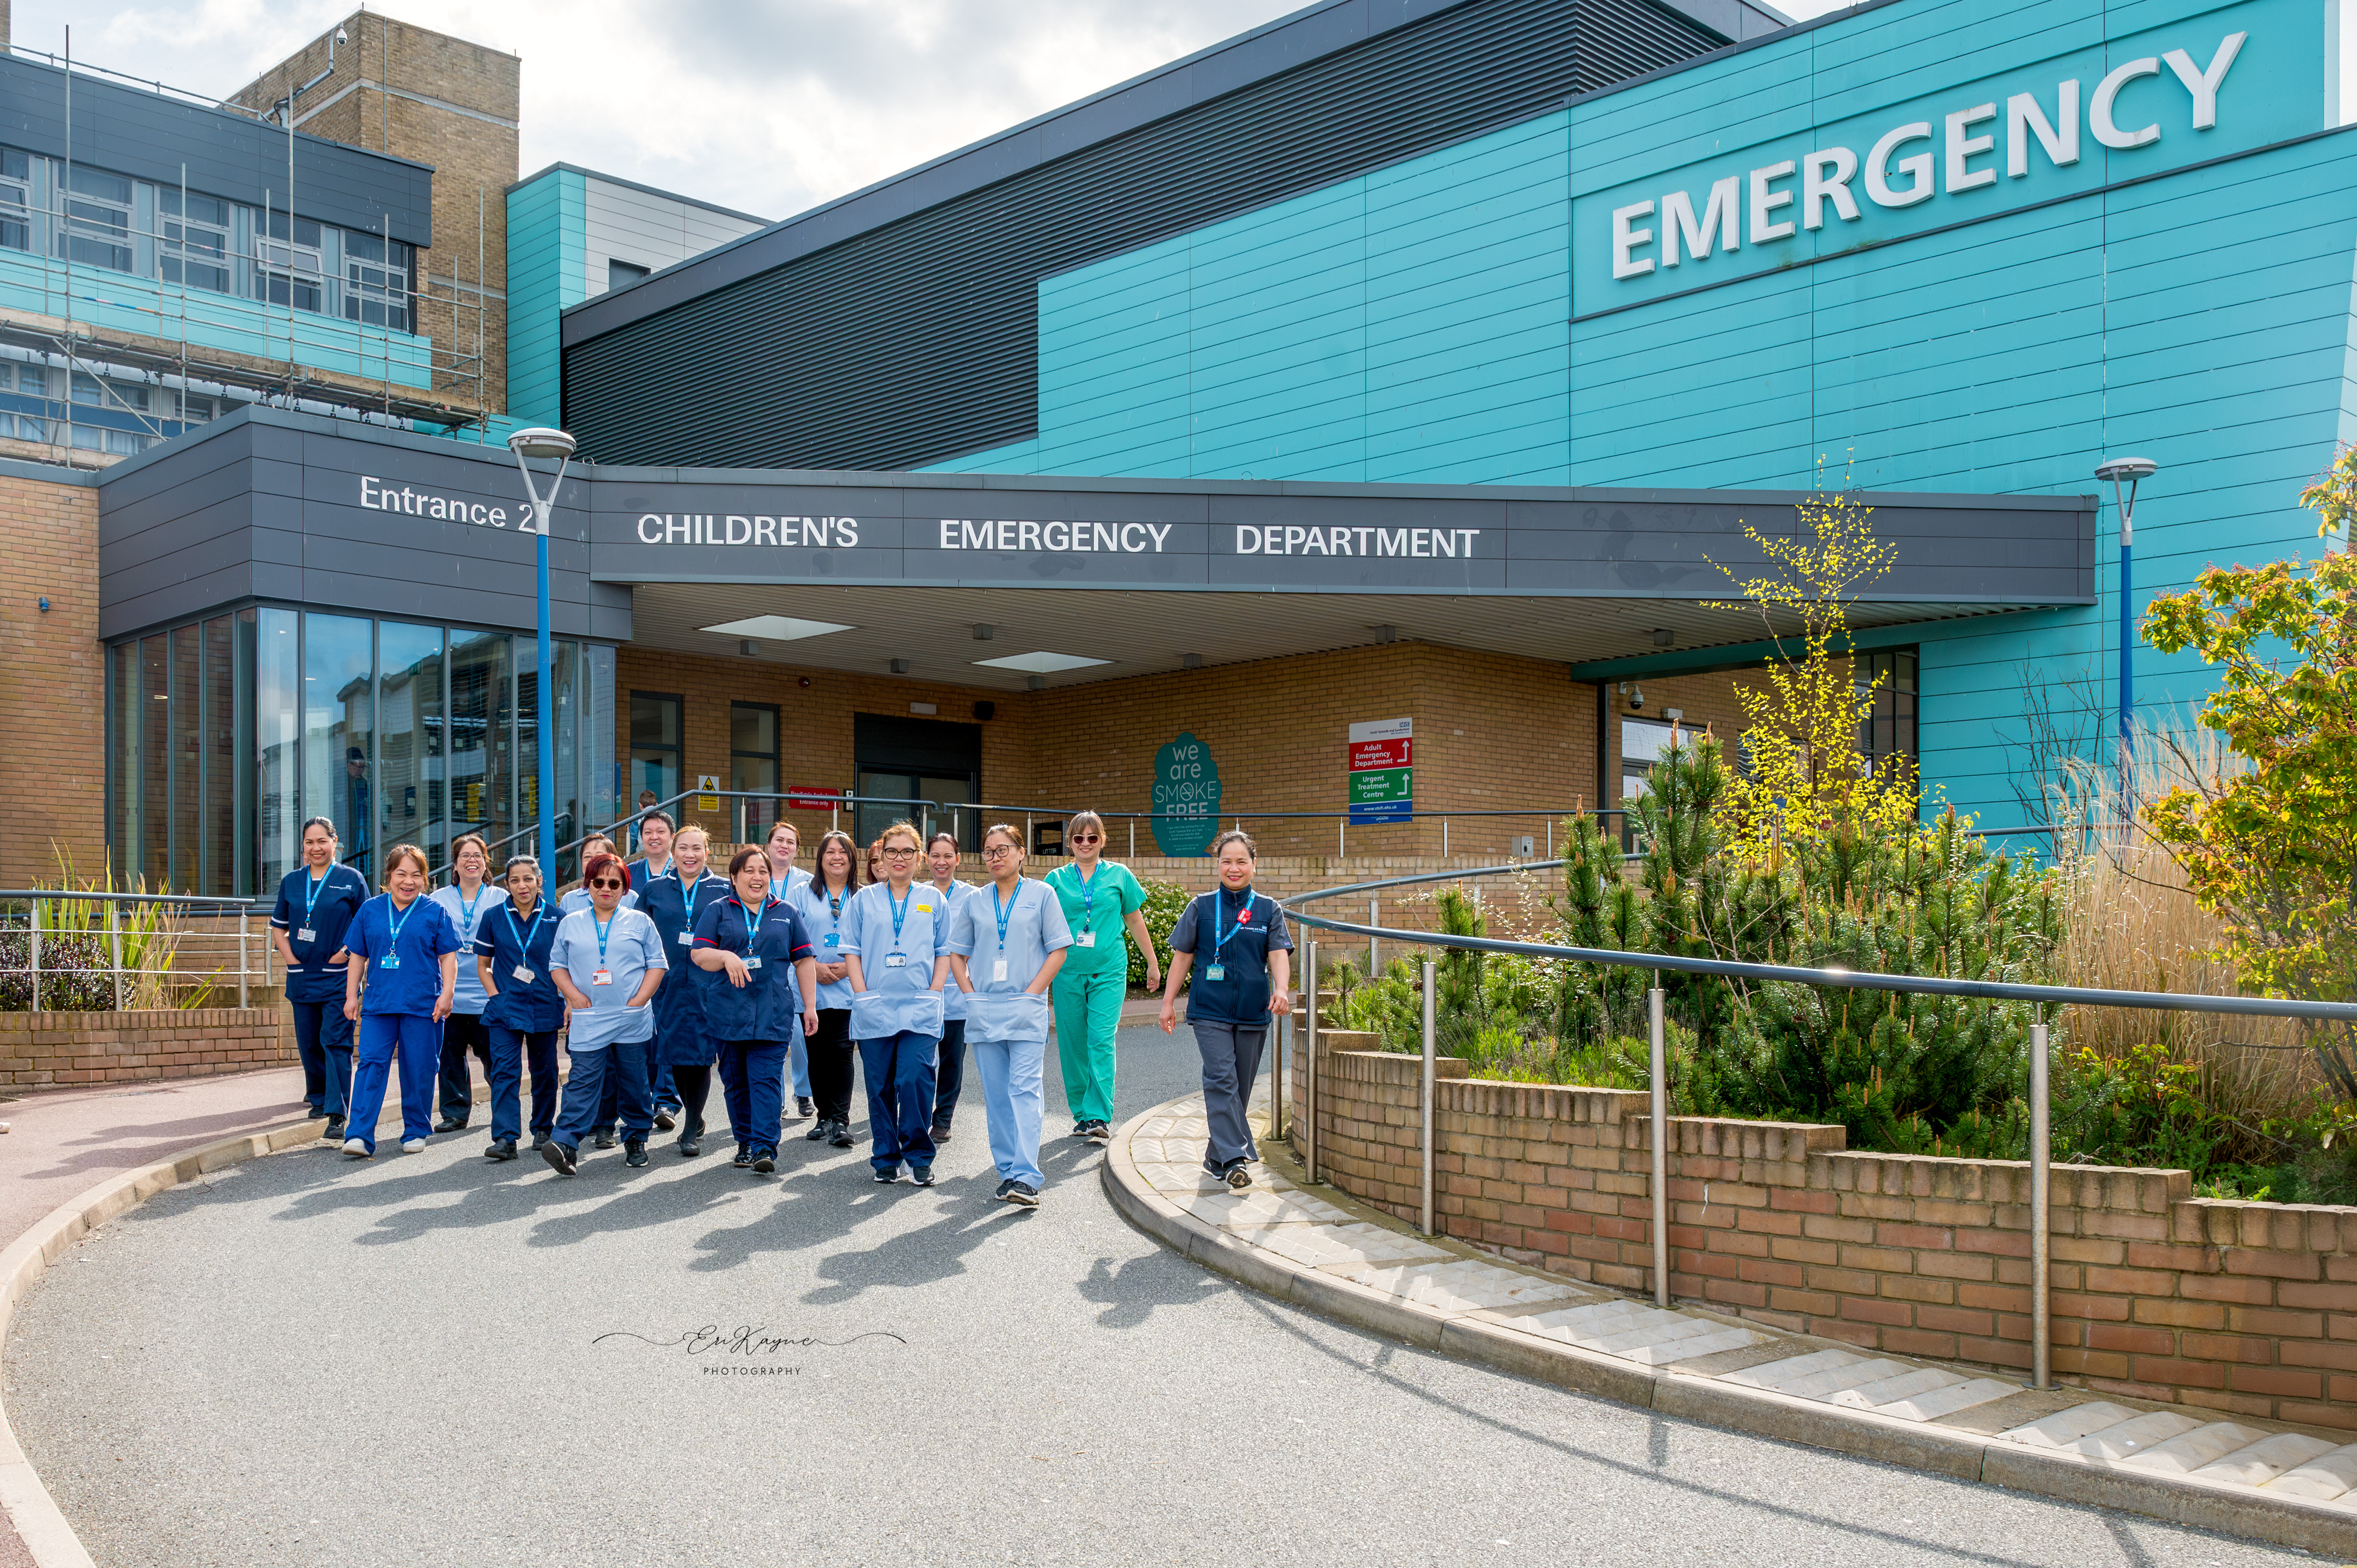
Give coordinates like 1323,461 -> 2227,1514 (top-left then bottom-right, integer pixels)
1128,878 -> 1192,991
0,930 -> 117,1011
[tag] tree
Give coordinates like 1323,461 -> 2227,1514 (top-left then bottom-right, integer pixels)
2142,448 -> 2357,1097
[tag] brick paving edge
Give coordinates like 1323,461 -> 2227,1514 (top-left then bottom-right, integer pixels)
1099,1096 -> 2357,1558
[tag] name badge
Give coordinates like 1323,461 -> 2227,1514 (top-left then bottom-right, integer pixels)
379,954 -> 400,970
745,955 -> 763,970
677,930 -> 694,946
512,964 -> 535,983
1206,964 -> 1226,981
1077,931 -> 1096,947
885,953 -> 908,968
992,958 -> 1008,982
592,967 -> 613,986
295,927 -> 317,943
824,932 -> 840,947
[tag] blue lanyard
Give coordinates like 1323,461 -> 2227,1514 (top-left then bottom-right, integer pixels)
302,868 -> 330,925
991,877 -> 1021,951
682,874 -> 707,922
1074,862 -> 1099,918
386,894 -> 417,950
592,909 -> 616,964
742,897 -> 765,949
503,901 -> 544,955
1209,887 -> 1253,961
456,884 -> 485,933
886,883 -> 912,948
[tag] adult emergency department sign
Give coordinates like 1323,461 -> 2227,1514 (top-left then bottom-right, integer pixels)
1347,717 -> 1413,825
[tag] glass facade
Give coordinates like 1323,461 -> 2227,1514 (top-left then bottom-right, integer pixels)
106,606 -> 616,895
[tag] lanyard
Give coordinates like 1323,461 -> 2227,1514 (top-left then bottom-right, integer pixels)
1209,887 -> 1253,961
456,884 -> 485,932
886,883 -> 912,948
682,874 -> 707,924
1074,861 -> 1099,918
742,896 -> 765,950
504,901 -> 545,955
991,877 -> 1022,951
386,894 -> 418,950
302,867 -> 330,925
823,883 -> 846,928
592,909 -> 616,965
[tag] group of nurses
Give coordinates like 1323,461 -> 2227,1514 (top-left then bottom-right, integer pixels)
339,844 -> 463,1158
270,816 -> 370,1141
691,846 -> 821,1170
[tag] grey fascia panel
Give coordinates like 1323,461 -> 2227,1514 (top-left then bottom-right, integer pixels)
509,162 -> 769,227
100,567 -> 258,641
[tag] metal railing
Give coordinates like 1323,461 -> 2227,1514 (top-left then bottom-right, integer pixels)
1282,858 -> 2357,1391
0,890 -> 272,1013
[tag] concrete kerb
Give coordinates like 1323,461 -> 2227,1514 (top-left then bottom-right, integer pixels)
1099,1094 -> 2357,1558
0,1104 -> 408,1568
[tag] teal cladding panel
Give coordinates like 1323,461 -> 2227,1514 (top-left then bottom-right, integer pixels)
506,169 -> 587,430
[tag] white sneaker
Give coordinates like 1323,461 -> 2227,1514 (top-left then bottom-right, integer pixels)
400,1137 -> 427,1153
342,1138 -> 370,1158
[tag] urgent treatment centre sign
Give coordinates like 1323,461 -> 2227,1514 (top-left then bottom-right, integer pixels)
1347,717 -> 1413,825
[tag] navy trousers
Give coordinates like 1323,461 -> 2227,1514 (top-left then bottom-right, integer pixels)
290,1000 -> 354,1119
933,1017 -> 967,1130
556,1042 -> 653,1151
437,1012 -> 490,1121
347,1011 -> 439,1154
598,1034 -> 664,1130
716,1039 -> 787,1156
485,1025 -> 561,1144
860,1029 -> 940,1174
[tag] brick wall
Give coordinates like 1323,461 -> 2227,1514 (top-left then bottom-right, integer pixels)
0,1007 -> 292,1091
1292,1048 -> 2357,1429
0,473 -> 104,885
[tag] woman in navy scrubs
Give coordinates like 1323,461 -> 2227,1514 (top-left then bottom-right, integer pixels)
788,830 -> 862,1148
844,821 -> 952,1185
340,844 -> 462,1159
271,816 -> 369,1141
693,846 -> 820,1173
473,854 -> 564,1160
1157,830 -> 1292,1189
643,824 -> 730,1156
765,819 -> 816,1120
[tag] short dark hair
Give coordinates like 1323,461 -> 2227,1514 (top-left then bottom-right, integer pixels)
638,809 -> 676,832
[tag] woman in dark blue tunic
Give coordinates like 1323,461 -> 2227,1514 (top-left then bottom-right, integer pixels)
473,854 -> 565,1160
341,844 -> 462,1159
641,825 -> 731,1156
1156,829 -> 1292,1190
692,846 -> 820,1173
269,816 -> 369,1140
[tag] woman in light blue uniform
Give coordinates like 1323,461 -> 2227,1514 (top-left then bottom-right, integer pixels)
945,822 -> 1072,1208
765,819 -> 817,1119
270,816 -> 369,1140
692,846 -> 820,1173
924,831 -> 976,1143
787,831 -> 861,1148
428,834 -> 505,1132
544,852 -> 666,1175
643,825 -> 730,1156
473,855 -> 564,1159
340,844 -> 461,1159
844,821 -> 952,1185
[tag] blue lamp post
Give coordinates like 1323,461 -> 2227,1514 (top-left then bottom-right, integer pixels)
507,426 -> 577,875
2095,454 -> 2158,787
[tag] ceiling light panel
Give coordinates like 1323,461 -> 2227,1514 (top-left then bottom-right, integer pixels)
971,649 -> 1111,674
700,614 -> 856,641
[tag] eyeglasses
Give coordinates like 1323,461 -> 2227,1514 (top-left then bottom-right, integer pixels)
883,847 -> 918,858
588,877 -> 624,890
983,844 -> 1022,859
1070,833 -> 1101,845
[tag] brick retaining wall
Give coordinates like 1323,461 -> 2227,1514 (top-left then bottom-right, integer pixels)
1291,1045 -> 2357,1429
0,1008 -> 293,1092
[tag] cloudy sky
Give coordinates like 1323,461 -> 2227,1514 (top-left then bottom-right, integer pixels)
13,0 -> 1850,222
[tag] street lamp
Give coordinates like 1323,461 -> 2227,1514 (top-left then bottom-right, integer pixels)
508,426 -> 577,877
2095,455 -> 2158,786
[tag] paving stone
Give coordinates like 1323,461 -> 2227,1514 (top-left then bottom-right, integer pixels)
1777,1358 -> 1915,1400
1178,1187 -> 1352,1226
1332,1259 -> 1581,1314
1254,1223 -> 1447,1271
1631,1327 -> 1760,1366
1999,1402 -> 2142,1448
2121,1423 -> 2275,1476
2264,1444 -> 2357,1501
2062,1412 -> 2205,1461
2191,1433 -> 2339,1489
1875,1378 -> 2020,1423
1722,1350 -> 1865,1391
1827,1366 -> 1966,1411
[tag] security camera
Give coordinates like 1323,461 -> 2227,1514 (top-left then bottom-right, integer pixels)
335,26 -> 349,44
1620,682 -> 1645,710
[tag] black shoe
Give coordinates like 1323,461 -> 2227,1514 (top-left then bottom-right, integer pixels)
733,1146 -> 754,1169
543,1142 -> 578,1177
435,1116 -> 467,1134
828,1121 -> 855,1149
752,1148 -> 777,1174
485,1139 -> 518,1162
530,1132 -> 552,1151
932,1121 -> 952,1144
593,1129 -> 616,1150
1226,1163 -> 1253,1190
995,1178 -> 1014,1201
1087,1120 -> 1111,1145
805,1117 -> 830,1141
624,1139 -> 649,1168
795,1096 -> 816,1117
323,1117 -> 345,1141
874,1166 -> 900,1184
1006,1181 -> 1040,1208
912,1165 -> 936,1187
679,1134 -> 702,1158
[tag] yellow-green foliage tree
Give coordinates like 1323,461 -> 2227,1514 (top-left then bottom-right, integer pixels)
2143,446 -> 2357,1099
1706,465 -> 1926,858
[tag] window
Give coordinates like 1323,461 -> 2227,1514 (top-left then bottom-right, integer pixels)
607,258 -> 650,290
1856,649 -> 1919,778
7,415 -> 47,443
62,167 -> 134,273
1620,717 -> 1680,851
159,189 -> 232,294
177,392 -> 217,424
731,702 -> 779,841
0,148 -> 29,252
259,210 -> 324,314
343,229 -> 412,332
630,692 -> 683,812
70,423 -> 147,455
15,364 -> 45,397
73,372 -> 147,411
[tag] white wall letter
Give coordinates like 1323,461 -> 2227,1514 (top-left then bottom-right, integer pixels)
2007,81 -> 2081,177
1803,147 -> 1860,229
1944,103 -> 1997,191
1612,200 -> 1656,279
2163,32 -> 2245,130
1236,525 -> 1262,554
1662,177 -> 1741,266
1865,123 -> 1935,206
1749,160 -> 1797,243
2091,57 -> 2163,148
637,514 -> 663,543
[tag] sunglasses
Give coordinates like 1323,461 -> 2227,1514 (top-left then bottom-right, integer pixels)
588,877 -> 625,890
1070,833 -> 1101,845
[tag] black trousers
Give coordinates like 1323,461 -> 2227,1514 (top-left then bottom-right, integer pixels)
808,1007 -> 856,1124
671,1062 -> 712,1129
437,1012 -> 492,1120
933,1016 -> 967,1128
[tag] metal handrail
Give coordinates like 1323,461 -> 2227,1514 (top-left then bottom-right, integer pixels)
1280,858 -> 2357,1390
0,889 -> 271,1012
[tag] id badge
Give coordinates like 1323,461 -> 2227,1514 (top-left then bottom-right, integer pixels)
677,931 -> 694,946
824,932 -> 840,948
885,953 -> 908,969
592,967 -> 613,986
1206,964 -> 1226,981
1077,931 -> 1096,948
992,958 -> 1008,982
745,955 -> 763,970
379,953 -> 400,970
295,927 -> 316,943
512,964 -> 535,983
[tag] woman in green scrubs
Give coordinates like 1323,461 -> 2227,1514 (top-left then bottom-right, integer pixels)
1043,810 -> 1160,1144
